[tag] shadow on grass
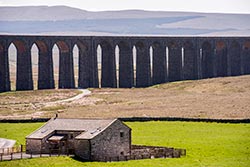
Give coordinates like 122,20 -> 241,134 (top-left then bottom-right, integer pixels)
71,155 -> 91,162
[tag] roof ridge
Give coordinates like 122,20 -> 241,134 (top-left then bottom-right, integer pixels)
55,118 -> 116,120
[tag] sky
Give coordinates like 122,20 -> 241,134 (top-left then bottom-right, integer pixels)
0,0 -> 250,14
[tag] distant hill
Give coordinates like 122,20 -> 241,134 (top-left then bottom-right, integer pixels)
0,6 -> 250,36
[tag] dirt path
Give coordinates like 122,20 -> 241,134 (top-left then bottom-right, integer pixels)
0,153 -> 70,161
44,89 -> 91,105
25,89 -> 92,118
0,89 -> 92,119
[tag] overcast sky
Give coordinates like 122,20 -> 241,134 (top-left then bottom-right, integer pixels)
0,0 -> 249,14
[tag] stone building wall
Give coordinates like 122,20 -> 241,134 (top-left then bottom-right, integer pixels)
26,130 -> 83,155
26,139 -> 42,154
74,139 -> 90,160
90,119 -> 131,161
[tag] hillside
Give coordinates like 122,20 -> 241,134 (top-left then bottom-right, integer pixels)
0,6 -> 250,35
0,75 -> 250,120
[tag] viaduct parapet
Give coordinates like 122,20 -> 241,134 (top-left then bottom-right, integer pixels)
0,35 -> 250,92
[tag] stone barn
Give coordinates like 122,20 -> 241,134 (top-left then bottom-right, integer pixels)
26,118 -> 131,161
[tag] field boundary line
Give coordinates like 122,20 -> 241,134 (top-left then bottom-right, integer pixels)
0,117 -> 249,123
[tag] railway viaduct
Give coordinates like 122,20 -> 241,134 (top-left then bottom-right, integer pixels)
0,35 -> 250,92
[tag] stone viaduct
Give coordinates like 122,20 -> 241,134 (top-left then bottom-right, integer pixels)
0,35 -> 250,92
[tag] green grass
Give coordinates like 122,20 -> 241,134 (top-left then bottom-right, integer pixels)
128,122 -> 250,167
0,123 -> 44,145
0,121 -> 249,167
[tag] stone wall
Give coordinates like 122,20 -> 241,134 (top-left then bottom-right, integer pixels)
74,139 -> 90,160
26,139 -> 42,154
90,119 -> 131,161
131,145 -> 186,160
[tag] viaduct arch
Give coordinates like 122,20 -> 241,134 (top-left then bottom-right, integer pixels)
0,35 -> 249,92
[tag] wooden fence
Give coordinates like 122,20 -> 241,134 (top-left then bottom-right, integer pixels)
0,145 -> 73,161
0,145 -> 25,161
0,145 -> 25,155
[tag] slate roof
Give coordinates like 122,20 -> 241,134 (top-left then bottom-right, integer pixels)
26,118 -> 120,140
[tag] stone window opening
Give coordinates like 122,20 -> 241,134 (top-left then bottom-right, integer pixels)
69,134 -> 74,139
120,151 -> 124,155
120,131 -> 124,138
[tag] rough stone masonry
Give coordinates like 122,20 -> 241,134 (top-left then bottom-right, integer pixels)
0,35 -> 250,92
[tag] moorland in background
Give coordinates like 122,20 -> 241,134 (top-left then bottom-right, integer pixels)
1,6 -> 250,36
1,75 -> 250,120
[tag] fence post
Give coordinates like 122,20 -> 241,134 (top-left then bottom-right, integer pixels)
21,145 -> 23,159
0,153 -> 2,161
11,153 -> 13,160
67,149 -> 69,156
30,152 -> 32,158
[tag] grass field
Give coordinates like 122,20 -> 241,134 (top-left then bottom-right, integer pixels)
0,121 -> 249,167
1,75 -> 250,120
0,123 -> 43,145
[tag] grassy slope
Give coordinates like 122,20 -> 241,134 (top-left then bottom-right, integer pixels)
62,75 -> 250,119
0,122 -> 249,167
1,75 -> 250,119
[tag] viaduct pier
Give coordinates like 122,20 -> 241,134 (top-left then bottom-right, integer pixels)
0,35 -> 250,92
